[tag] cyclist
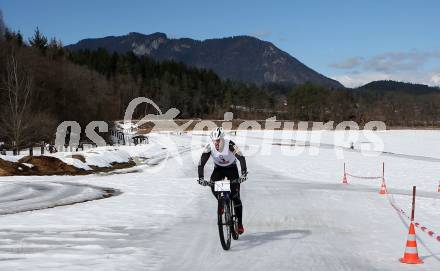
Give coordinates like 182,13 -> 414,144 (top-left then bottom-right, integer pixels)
197,127 -> 248,234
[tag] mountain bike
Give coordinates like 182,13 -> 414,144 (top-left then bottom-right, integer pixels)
209,178 -> 240,250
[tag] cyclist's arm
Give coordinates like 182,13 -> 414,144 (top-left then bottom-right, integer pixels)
229,141 -> 247,173
198,144 -> 211,179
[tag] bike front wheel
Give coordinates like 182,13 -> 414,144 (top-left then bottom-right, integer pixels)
218,199 -> 232,250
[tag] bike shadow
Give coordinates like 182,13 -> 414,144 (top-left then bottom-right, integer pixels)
232,229 -> 311,251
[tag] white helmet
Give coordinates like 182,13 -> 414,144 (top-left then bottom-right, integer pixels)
210,127 -> 225,140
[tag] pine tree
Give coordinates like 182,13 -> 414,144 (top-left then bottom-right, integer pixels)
29,27 -> 48,52
16,31 -> 23,46
47,37 -> 64,59
4,28 -> 12,40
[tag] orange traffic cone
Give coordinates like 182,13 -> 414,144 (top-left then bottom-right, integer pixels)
399,222 -> 423,264
437,181 -> 440,192
379,179 -> 387,195
342,163 -> 348,184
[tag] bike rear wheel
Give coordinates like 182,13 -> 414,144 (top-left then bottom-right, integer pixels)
218,199 -> 231,250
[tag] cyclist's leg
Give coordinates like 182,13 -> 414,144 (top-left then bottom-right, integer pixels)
231,183 -> 242,225
226,165 -> 243,226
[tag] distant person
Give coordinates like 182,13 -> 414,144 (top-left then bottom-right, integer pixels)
197,127 -> 248,234
46,143 -> 57,153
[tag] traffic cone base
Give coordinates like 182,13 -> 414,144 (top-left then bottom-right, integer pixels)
399,223 -> 423,264
342,174 -> 348,184
379,180 -> 387,195
399,255 -> 423,264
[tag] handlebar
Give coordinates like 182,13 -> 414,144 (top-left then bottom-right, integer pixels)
206,178 -> 240,186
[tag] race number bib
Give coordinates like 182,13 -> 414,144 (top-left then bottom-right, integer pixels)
214,180 -> 230,192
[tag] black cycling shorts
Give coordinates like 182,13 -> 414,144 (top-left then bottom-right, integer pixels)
210,164 -> 240,200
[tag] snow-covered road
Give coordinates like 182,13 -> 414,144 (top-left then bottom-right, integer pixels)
156,141 -> 440,271
0,132 -> 439,270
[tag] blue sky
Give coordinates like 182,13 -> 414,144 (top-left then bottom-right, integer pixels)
1,0 -> 440,87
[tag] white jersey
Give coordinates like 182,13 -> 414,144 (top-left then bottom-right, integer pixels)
206,139 -> 236,167
198,138 -> 247,178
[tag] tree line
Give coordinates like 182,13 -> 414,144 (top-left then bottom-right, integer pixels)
1,25 -> 440,150
0,27 -> 279,149
67,47 -> 278,119
287,83 -> 440,126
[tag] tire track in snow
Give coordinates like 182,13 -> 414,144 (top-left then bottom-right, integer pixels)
0,182 -> 120,215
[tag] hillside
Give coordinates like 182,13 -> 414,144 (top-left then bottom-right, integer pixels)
66,32 -> 343,88
357,80 -> 440,94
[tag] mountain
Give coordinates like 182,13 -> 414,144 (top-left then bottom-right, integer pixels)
66,32 -> 343,88
356,80 -> 440,94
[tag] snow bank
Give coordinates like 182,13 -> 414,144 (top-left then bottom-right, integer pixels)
0,133 -> 172,175
0,154 -> 23,163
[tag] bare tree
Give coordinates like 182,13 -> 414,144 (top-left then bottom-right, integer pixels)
0,51 -> 33,149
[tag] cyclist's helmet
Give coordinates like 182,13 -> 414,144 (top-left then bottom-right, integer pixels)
210,127 -> 225,140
